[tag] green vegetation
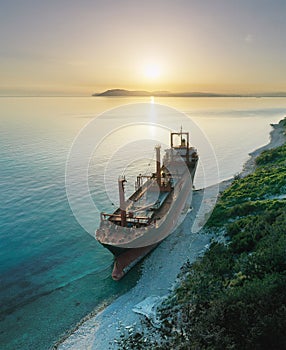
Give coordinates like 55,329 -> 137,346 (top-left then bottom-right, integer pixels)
208,139 -> 286,227
117,119 -> 286,350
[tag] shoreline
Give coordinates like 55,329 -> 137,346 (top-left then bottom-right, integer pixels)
56,121 -> 285,350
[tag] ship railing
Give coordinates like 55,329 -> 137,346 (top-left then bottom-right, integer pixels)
98,221 -> 148,243
98,216 -> 172,245
100,212 -> 119,221
100,211 -> 152,225
100,213 -> 163,233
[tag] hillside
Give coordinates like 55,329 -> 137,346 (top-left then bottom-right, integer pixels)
92,89 -> 286,98
92,89 -> 225,97
118,118 -> 286,349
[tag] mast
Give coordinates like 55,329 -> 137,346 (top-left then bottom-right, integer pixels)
186,130 -> 190,162
155,145 -> 161,188
170,128 -> 191,163
118,176 -> 127,227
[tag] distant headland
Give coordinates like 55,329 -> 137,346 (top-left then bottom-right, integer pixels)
92,89 -> 286,98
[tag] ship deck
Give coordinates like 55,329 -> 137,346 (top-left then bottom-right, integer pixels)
109,178 -> 174,227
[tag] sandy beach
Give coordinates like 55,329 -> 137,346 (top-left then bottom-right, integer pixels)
56,121 -> 285,350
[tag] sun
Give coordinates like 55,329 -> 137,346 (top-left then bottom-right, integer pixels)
144,63 -> 160,79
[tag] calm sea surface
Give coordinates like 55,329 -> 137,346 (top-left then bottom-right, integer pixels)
1,97 -> 285,349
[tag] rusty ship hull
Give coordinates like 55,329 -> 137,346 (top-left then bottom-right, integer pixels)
96,129 -> 198,280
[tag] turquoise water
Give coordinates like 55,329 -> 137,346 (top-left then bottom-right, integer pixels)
0,97 -> 285,349
0,98 -> 141,350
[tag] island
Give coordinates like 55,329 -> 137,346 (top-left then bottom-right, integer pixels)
92,89 -> 286,98
92,89 -> 226,97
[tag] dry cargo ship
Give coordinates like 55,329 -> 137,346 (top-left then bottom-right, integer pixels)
96,129 -> 198,280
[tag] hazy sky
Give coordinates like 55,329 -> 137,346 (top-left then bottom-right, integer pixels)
1,0 -> 286,95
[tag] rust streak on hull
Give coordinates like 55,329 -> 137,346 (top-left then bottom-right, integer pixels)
112,244 -> 158,280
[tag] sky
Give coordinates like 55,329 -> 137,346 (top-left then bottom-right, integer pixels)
0,0 -> 286,96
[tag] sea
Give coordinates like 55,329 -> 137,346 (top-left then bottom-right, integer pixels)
1,96 -> 286,350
